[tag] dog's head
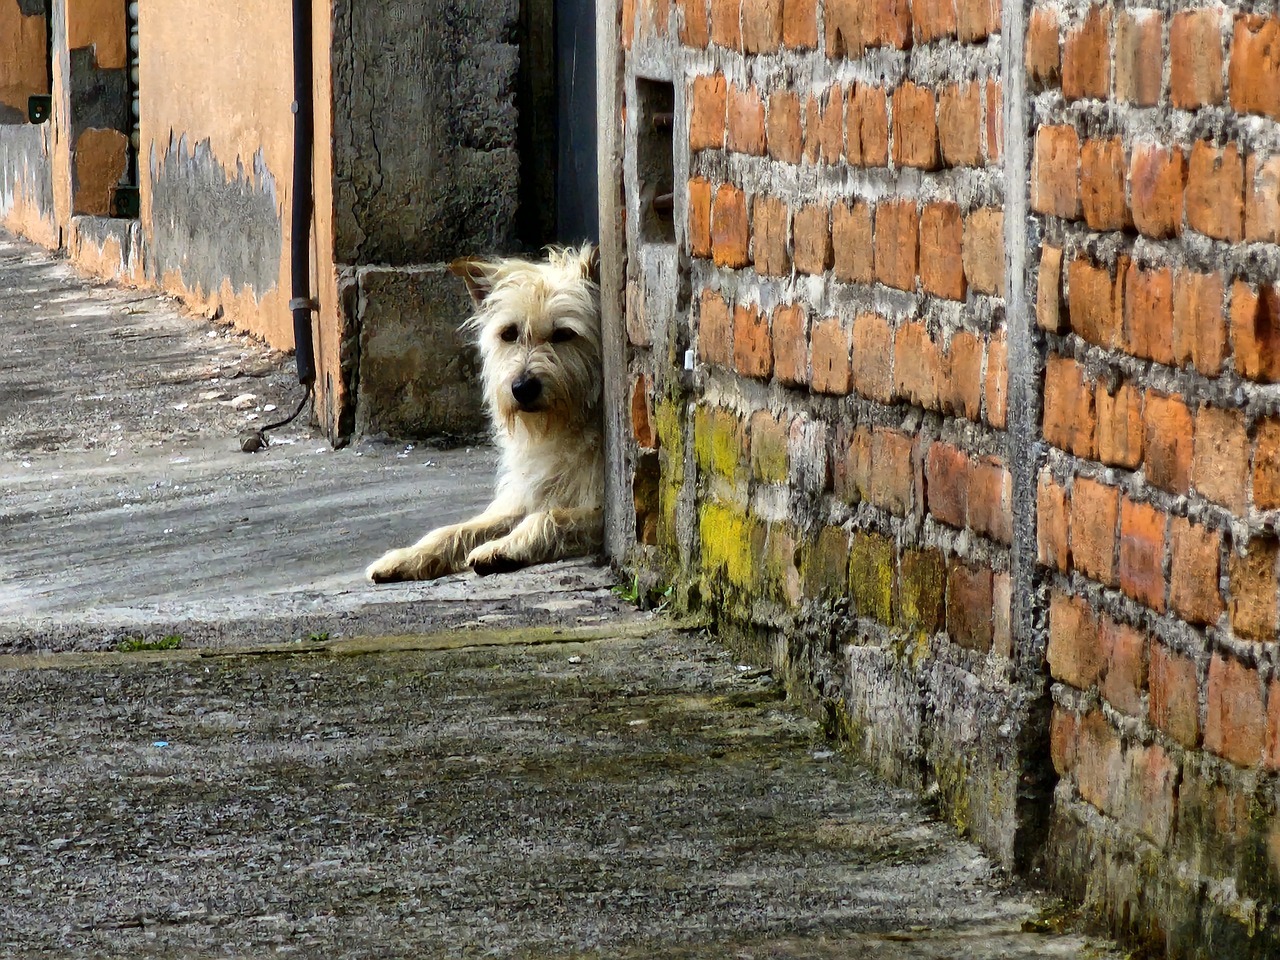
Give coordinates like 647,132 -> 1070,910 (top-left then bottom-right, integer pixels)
450,244 -> 601,431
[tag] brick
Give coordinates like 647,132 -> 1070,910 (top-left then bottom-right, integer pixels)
919,202 -> 966,301
984,332 -> 1008,428
1229,538 -> 1279,641
1245,154 -> 1280,243
698,290 -> 732,367
1255,416 -> 1280,510
772,303 -> 809,387
968,456 -> 1013,544
1194,406 -> 1250,513
1172,269 -> 1226,375
792,203 -> 832,276
1037,245 -> 1066,333
709,0 -> 741,48
1171,8 -> 1225,108
893,322 -> 941,410
899,549 -> 945,637
1043,354 -> 1096,458
1031,125 -> 1081,220
962,207 -> 1003,296
688,177 -> 713,258
803,525 -> 849,598
733,303 -> 773,379
636,0 -> 672,38
818,87 -> 845,164
1150,641 -> 1201,748
1130,144 -> 1186,240
1048,591 -> 1103,688
1081,137 -> 1129,232
1186,141 -> 1245,242
892,82 -> 940,171
824,0 -> 868,58
766,91 -> 803,163
782,0 -> 818,48
925,441 -> 969,529
984,79 -> 1002,164
752,195 -> 790,277
1115,10 -> 1162,106
803,94 -> 823,164
1170,517 -> 1224,626
1097,381 -> 1143,470
1124,262 -> 1174,365
1037,468 -> 1070,572
832,201 -> 874,284
809,316 -> 851,394
1269,680 -> 1280,771
742,0 -> 783,52
947,561 -> 994,653
943,330 -> 983,421
1101,618 -> 1148,717
913,0 -> 956,43
689,74 -> 727,151
1123,741 -> 1176,847
1119,498 -> 1166,611
870,428 -> 916,515
938,83 -> 982,168
1051,705 -> 1079,777
710,184 -> 750,268
846,85 -> 889,167
726,84 -> 767,155
850,531 -> 895,624
851,311 -> 894,403
1230,280 -> 1280,383
631,376 -> 655,449
1206,654 -> 1266,767
1062,5 -> 1112,101
1229,14 -> 1280,121
1071,476 -> 1119,587
623,0 -> 636,46
1144,391 -> 1194,495
956,0 -> 998,43
1068,257 -> 1122,349
874,199 -> 919,292
679,0 -> 710,46
947,330 -> 983,419
842,427 -> 872,503
873,0 -> 913,49
625,281 -> 650,347
1026,7 -> 1061,87
750,411 -> 790,483
1077,710 -> 1125,816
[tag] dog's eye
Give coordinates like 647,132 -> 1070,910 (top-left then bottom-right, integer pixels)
500,325 -> 519,343
550,327 -> 578,343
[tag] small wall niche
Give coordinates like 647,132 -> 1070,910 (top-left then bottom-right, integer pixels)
635,77 -> 675,244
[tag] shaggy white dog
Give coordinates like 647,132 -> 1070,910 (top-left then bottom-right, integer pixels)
366,244 -> 603,582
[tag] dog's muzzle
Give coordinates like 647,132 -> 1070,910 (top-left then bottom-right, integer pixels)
511,374 -> 543,410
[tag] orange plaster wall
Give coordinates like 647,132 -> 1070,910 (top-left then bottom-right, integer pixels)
0,0 -> 48,115
138,0 -> 299,350
67,0 -> 127,69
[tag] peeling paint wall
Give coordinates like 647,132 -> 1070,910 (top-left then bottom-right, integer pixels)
0,0 -> 49,123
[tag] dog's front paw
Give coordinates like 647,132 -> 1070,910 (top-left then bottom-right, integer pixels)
366,547 -> 452,583
465,542 -> 527,577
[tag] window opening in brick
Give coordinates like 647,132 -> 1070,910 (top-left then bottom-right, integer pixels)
636,78 -> 675,244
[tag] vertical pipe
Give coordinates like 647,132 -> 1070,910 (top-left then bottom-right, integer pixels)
290,0 -> 317,387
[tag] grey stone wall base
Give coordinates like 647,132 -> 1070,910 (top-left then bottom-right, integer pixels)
351,265 -> 485,442
1046,799 -> 1280,960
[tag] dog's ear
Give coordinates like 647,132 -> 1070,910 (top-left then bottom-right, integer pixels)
581,244 -> 600,284
448,257 -> 496,305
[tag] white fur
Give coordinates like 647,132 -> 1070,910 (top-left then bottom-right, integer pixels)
366,244 -> 604,582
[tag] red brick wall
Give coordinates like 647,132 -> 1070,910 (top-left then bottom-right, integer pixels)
1030,4 -> 1280,953
616,0 -> 1280,953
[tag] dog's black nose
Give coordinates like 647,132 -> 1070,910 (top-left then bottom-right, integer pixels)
511,375 -> 542,407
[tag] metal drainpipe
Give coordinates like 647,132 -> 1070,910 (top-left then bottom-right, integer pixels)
290,0 -> 317,388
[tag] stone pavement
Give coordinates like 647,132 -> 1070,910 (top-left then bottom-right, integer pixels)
0,232 -> 1125,958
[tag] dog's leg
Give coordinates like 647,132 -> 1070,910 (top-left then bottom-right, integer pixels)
366,510 -> 521,583
465,506 -> 603,575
